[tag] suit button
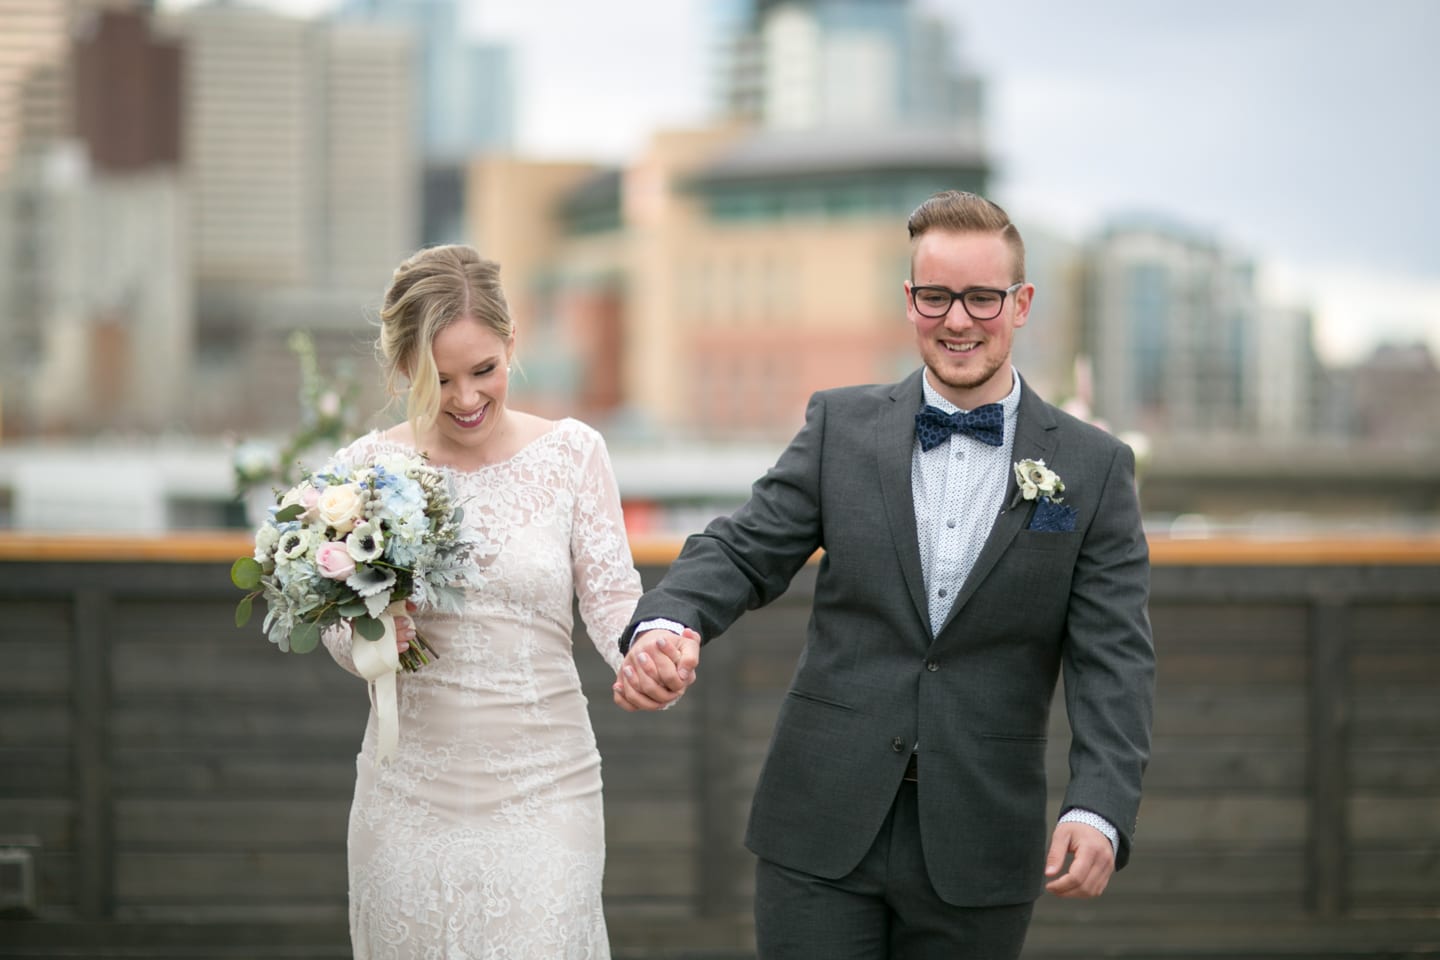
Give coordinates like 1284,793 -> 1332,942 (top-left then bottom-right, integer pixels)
891,737 -> 906,752
926,661 -> 940,672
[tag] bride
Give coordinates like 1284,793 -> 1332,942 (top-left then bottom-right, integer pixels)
319,244 -> 689,958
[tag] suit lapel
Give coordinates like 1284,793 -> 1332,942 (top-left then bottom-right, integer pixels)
936,380 -> 1059,634
876,371 -> 931,631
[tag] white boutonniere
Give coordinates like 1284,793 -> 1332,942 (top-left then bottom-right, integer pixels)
1014,459 -> 1065,502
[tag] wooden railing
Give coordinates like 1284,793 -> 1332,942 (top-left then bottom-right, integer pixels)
2,534 -> 1439,959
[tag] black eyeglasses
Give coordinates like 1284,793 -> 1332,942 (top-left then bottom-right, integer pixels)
910,282 -> 1023,321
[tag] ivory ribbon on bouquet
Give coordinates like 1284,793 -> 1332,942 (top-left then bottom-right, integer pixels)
351,599 -> 408,763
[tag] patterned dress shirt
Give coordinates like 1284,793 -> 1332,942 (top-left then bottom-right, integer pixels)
912,367 -> 1118,854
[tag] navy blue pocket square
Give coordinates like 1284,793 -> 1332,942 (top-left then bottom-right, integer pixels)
1027,496 -> 1077,533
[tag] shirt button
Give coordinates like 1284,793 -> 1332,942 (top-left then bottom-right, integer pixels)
946,519 -> 957,528
892,737 -> 906,752
954,450 -> 964,459
927,661 -> 940,672
937,588 -> 947,598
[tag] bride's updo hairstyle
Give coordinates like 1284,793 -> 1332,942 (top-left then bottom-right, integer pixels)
377,244 -> 514,435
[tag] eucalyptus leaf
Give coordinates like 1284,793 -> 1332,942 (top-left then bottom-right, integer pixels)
274,503 -> 304,522
234,596 -> 253,628
354,616 -> 385,641
339,601 -> 368,618
290,621 -> 321,654
451,507 -> 464,525
231,557 -> 262,589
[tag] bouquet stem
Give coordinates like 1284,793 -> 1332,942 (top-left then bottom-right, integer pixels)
400,629 -> 440,673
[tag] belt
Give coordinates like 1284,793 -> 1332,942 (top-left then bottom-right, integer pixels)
903,753 -> 918,782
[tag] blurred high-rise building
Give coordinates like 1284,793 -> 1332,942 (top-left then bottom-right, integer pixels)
160,4 -> 417,290
0,0 -> 71,178
153,2 -> 417,433
338,0 -> 515,244
339,0 -> 513,160
164,5 -> 323,286
472,123 -> 990,440
714,0 -> 982,137
1009,224 -> 1085,406
1332,342 -> 1440,451
474,0 -> 993,441
1254,302 -> 1320,441
325,20 -> 425,289
1085,219 -> 1265,439
0,7 -> 190,436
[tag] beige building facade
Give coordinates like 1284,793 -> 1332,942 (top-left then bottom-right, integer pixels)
470,124 -> 987,440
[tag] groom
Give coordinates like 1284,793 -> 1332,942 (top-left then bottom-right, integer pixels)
614,190 -> 1155,958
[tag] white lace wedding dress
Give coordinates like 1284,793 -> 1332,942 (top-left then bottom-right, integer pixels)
322,419 -> 639,960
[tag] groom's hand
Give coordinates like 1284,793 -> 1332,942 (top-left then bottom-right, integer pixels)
612,629 -> 701,712
1043,821 -> 1115,898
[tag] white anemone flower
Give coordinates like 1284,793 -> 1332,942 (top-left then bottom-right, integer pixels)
347,565 -> 400,618
346,565 -> 397,599
346,520 -> 385,563
1013,459 -> 1065,502
275,526 -> 317,564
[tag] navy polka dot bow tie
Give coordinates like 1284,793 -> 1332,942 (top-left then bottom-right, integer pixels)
914,403 -> 1005,450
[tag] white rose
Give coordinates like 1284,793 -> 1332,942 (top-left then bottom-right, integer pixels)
318,482 -> 367,534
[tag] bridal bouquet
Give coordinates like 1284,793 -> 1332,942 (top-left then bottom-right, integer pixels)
232,451 -> 485,672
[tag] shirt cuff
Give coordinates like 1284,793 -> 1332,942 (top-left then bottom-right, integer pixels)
1059,808 -> 1119,857
627,618 -> 688,654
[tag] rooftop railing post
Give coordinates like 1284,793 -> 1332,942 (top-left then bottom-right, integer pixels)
1306,591 -> 1349,918
72,586 -> 114,920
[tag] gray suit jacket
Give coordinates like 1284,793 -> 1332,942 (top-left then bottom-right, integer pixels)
626,370 -> 1155,906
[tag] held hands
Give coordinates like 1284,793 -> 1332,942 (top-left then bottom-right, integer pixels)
612,629 -> 702,712
1043,821 -> 1115,898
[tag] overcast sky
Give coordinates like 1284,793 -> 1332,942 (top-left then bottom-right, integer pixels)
178,0 -> 1440,364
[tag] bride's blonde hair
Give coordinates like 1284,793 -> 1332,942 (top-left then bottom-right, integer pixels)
376,245 -> 513,437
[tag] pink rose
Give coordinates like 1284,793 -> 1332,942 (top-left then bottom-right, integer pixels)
315,540 -> 357,581
279,481 -> 323,522
300,484 -> 321,517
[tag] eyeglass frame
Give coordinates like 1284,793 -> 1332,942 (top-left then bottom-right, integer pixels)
909,281 -> 1025,321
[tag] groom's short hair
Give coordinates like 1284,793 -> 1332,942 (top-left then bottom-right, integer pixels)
906,190 -> 1026,283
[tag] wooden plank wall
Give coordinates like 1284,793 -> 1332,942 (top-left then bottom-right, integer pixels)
1,541 -> 1439,958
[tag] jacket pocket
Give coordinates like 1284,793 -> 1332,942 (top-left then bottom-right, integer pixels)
979,732 -> 1049,745
786,688 -> 856,712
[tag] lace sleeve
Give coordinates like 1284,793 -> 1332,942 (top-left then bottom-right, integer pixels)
322,620 -> 363,678
569,424 -> 643,674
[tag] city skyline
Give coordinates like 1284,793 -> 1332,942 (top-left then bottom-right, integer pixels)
489,0 -> 1440,370
1,0 -> 1435,531
165,0 -> 1440,369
